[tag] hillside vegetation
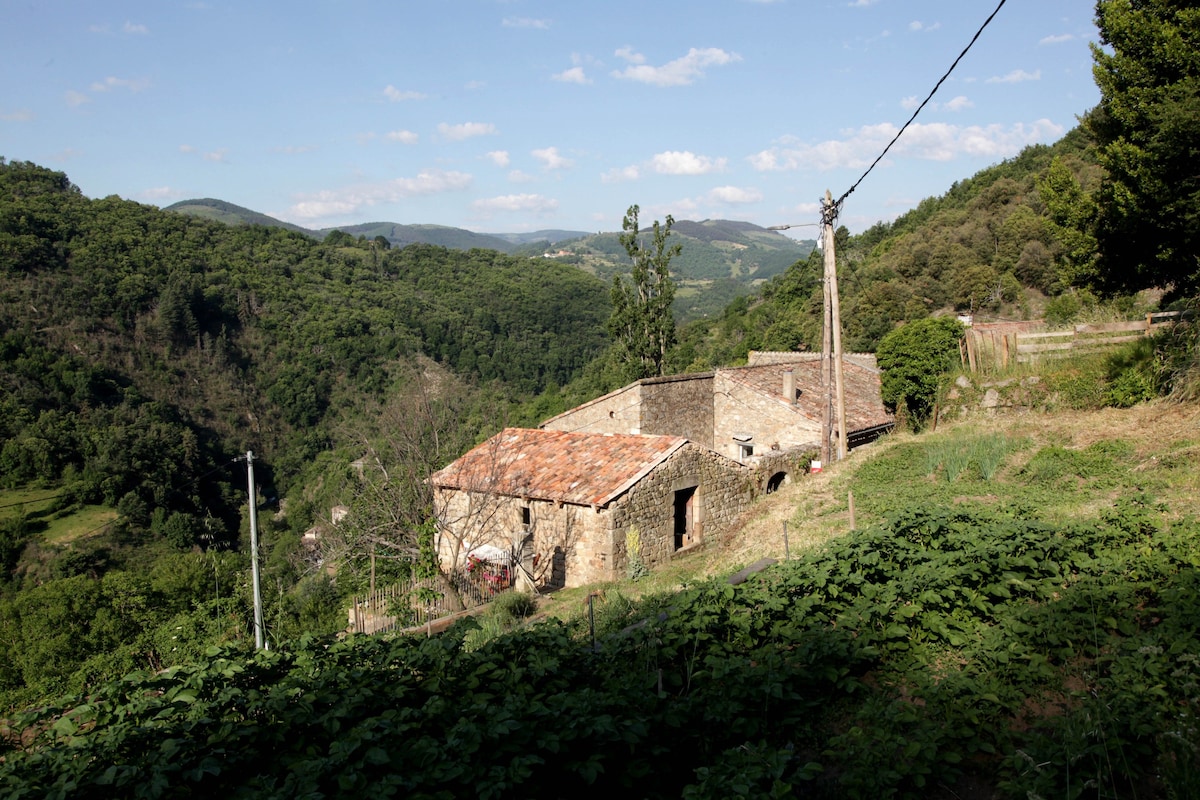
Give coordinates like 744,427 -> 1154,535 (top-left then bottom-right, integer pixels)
4,391 -> 1198,798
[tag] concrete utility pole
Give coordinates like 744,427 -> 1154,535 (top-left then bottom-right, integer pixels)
822,190 -> 849,461
246,451 -> 266,650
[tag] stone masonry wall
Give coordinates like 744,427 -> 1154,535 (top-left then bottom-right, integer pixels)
638,374 -> 715,448
713,372 -> 821,462
606,443 -> 752,577
540,384 -> 643,435
435,487 -> 610,590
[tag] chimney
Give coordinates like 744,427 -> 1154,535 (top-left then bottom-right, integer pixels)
782,369 -> 796,404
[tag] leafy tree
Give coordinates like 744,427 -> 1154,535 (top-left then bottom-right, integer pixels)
608,205 -> 680,380
876,317 -> 965,428
1087,0 -> 1200,298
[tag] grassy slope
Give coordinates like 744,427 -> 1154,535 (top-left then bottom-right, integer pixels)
540,395 -> 1200,617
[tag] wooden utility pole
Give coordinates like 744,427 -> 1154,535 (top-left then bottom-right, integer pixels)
822,190 -> 849,461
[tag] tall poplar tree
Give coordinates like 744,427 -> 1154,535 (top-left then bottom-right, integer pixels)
608,204 -> 681,380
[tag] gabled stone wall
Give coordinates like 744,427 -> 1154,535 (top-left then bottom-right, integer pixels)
713,372 -> 821,462
606,443 -> 752,578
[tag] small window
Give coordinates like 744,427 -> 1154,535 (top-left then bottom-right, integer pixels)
521,506 -> 531,527
739,442 -> 754,460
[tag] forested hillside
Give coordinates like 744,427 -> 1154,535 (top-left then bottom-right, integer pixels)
0,159 -> 611,705
676,126 -> 1118,369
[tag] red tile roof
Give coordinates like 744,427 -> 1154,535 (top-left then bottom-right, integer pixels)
722,361 -> 894,432
431,428 -> 688,508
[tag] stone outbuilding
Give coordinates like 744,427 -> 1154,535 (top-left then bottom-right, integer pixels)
430,428 -> 753,589
539,352 -> 894,489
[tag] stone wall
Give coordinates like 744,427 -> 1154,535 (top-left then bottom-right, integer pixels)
606,443 -> 752,578
540,384 -> 643,435
540,373 -> 714,445
434,487 -> 609,590
638,374 -> 715,448
713,372 -> 821,462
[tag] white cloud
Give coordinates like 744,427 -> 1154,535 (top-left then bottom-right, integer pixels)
438,121 -> 497,140
464,80 -> 487,90
900,95 -> 920,111
178,144 -> 195,153
384,85 -> 426,102
65,90 -> 90,107
532,146 -> 574,170
471,193 -> 558,215
987,69 -> 1041,84
651,150 -> 727,175
285,169 -> 473,221
203,149 -> 228,163
502,17 -> 550,29
140,186 -> 180,201
601,165 -> 640,183
908,21 -> 940,32
487,150 -> 510,167
849,0 -> 878,6
89,76 -> 151,93
614,46 -> 645,64
508,169 -> 535,183
749,119 -> 1065,171
553,66 -> 591,85
0,108 -> 33,122
123,21 -> 149,34
612,47 -> 741,87
386,129 -> 419,144
943,95 -> 974,112
1040,33 -> 1074,45
707,186 -> 762,204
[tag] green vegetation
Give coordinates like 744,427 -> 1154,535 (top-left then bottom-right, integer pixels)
876,316 -> 965,428
608,204 -> 681,381
0,158 -> 612,708
1088,0 -> 1200,299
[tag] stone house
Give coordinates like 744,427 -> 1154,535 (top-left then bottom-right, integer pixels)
430,428 -> 752,589
540,352 -> 893,483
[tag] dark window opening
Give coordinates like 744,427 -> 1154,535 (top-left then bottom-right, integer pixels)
521,506 -> 531,527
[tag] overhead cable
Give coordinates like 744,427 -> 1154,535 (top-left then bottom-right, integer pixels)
831,0 -> 1009,220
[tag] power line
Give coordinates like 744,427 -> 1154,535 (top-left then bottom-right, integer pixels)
832,0 -> 1009,220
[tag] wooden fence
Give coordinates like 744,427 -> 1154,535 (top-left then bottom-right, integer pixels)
347,570 -> 497,636
961,312 -> 1182,373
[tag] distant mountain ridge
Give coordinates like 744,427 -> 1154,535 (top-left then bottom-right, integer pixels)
164,197 -> 816,320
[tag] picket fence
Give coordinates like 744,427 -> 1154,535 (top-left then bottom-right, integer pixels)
961,311 -> 1182,373
347,570 -> 497,636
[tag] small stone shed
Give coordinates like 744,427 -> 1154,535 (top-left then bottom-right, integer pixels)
430,428 -> 753,589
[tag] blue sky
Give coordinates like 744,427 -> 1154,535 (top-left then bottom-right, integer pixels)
1,1 -> 1101,235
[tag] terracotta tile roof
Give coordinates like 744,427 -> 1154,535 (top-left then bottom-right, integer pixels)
721,361 -> 894,432
431,428 -> 688,508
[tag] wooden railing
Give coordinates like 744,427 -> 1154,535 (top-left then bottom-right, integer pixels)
961,312 -> 1182,373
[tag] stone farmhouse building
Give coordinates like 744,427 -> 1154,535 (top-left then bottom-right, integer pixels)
430,428 -> 752,589
431,352 -> 893,589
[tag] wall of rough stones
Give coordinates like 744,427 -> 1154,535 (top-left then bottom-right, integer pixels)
435,488 -> 608,590
541,374 -> 715,446
713,372 -> 821,462
540,384 -> 643,435
638,374 -> 715,448
605,443 -> 752,579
